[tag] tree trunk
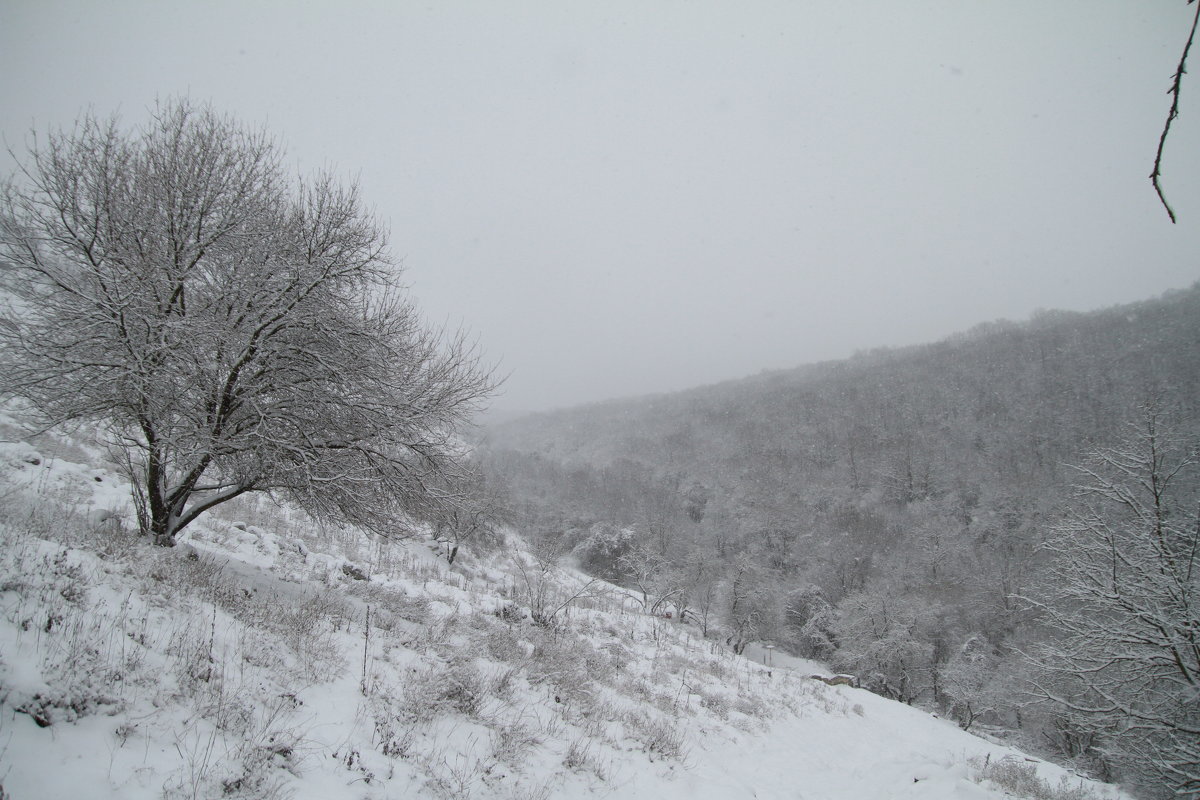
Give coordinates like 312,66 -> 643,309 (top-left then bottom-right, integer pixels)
150,505 -> 178,546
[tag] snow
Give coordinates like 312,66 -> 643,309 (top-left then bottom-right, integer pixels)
0,416 -> 1132,799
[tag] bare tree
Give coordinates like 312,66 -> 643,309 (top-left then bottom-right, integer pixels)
0,99 -> 494,545
659,546 -> 721,634
509,537 -> 604,628
432,468 -> 505,565
722,553 -> 780,655
616,539 -> 677,614
939,633 -> 1001,731
1030,402 -> 1199,795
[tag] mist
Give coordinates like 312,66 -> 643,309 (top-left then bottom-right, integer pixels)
3,1 -> 1198,411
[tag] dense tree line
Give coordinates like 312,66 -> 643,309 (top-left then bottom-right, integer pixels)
482,285 -> 1200,798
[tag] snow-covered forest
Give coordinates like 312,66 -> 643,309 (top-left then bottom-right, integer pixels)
483,287 -> 1200,797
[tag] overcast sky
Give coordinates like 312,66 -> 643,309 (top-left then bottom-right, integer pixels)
3,1 -> 1198,412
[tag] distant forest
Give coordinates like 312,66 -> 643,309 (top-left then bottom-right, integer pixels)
481,284 -> 1200,795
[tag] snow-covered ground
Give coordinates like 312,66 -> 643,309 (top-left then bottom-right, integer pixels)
0,421 -> 1131,799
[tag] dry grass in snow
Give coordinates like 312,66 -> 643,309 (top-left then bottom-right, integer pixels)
0,421 -> 1131,800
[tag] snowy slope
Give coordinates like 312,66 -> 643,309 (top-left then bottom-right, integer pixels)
0,420 -> 1130,800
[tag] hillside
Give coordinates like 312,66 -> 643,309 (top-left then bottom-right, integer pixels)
486,285 -> 1200,469
0,412 -> 1130,799
479,284 -> 1200,794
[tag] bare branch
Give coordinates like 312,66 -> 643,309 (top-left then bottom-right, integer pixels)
1151,0 -> 1200,223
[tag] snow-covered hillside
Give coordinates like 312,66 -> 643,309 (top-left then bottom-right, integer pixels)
0,420 -> 1130,800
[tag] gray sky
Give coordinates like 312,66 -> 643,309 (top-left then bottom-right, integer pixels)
3,1 -> 1198,412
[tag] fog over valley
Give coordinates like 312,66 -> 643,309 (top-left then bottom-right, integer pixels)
4,1 -> 1200,410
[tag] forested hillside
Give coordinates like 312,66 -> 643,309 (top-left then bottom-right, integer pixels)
481,284 -> 1200,795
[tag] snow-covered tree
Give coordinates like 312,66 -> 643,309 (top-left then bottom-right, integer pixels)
722,553 -> 781,655
571,521 -> 636,580
1031,402 -> 1199,796
432,468 -> 505,565
616,539 -> 676,613
831,586 -> 937,704
669,545 -> 721,633
939,633 -> 1001,731
784,584 -> 837,660
0,99 -> 494,546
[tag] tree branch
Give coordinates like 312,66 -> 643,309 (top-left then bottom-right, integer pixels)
1151,0 -> 1200,223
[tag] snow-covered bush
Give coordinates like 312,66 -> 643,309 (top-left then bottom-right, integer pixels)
399,660 -> 489,723
624,710 -> 687,760
572,522 -> 637,579
972,755 -> 1107,800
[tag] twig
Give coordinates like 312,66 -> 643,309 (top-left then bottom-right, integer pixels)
1151,0 -> 1200,223
360,604 -> 371,695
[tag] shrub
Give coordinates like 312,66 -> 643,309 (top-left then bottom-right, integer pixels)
491,723 -> 542,767
972,755 -> 1108,800
562,736 -> 608,780
698,690 -> 731,719
398,661 -> 488,724
624,711 -> 687,761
